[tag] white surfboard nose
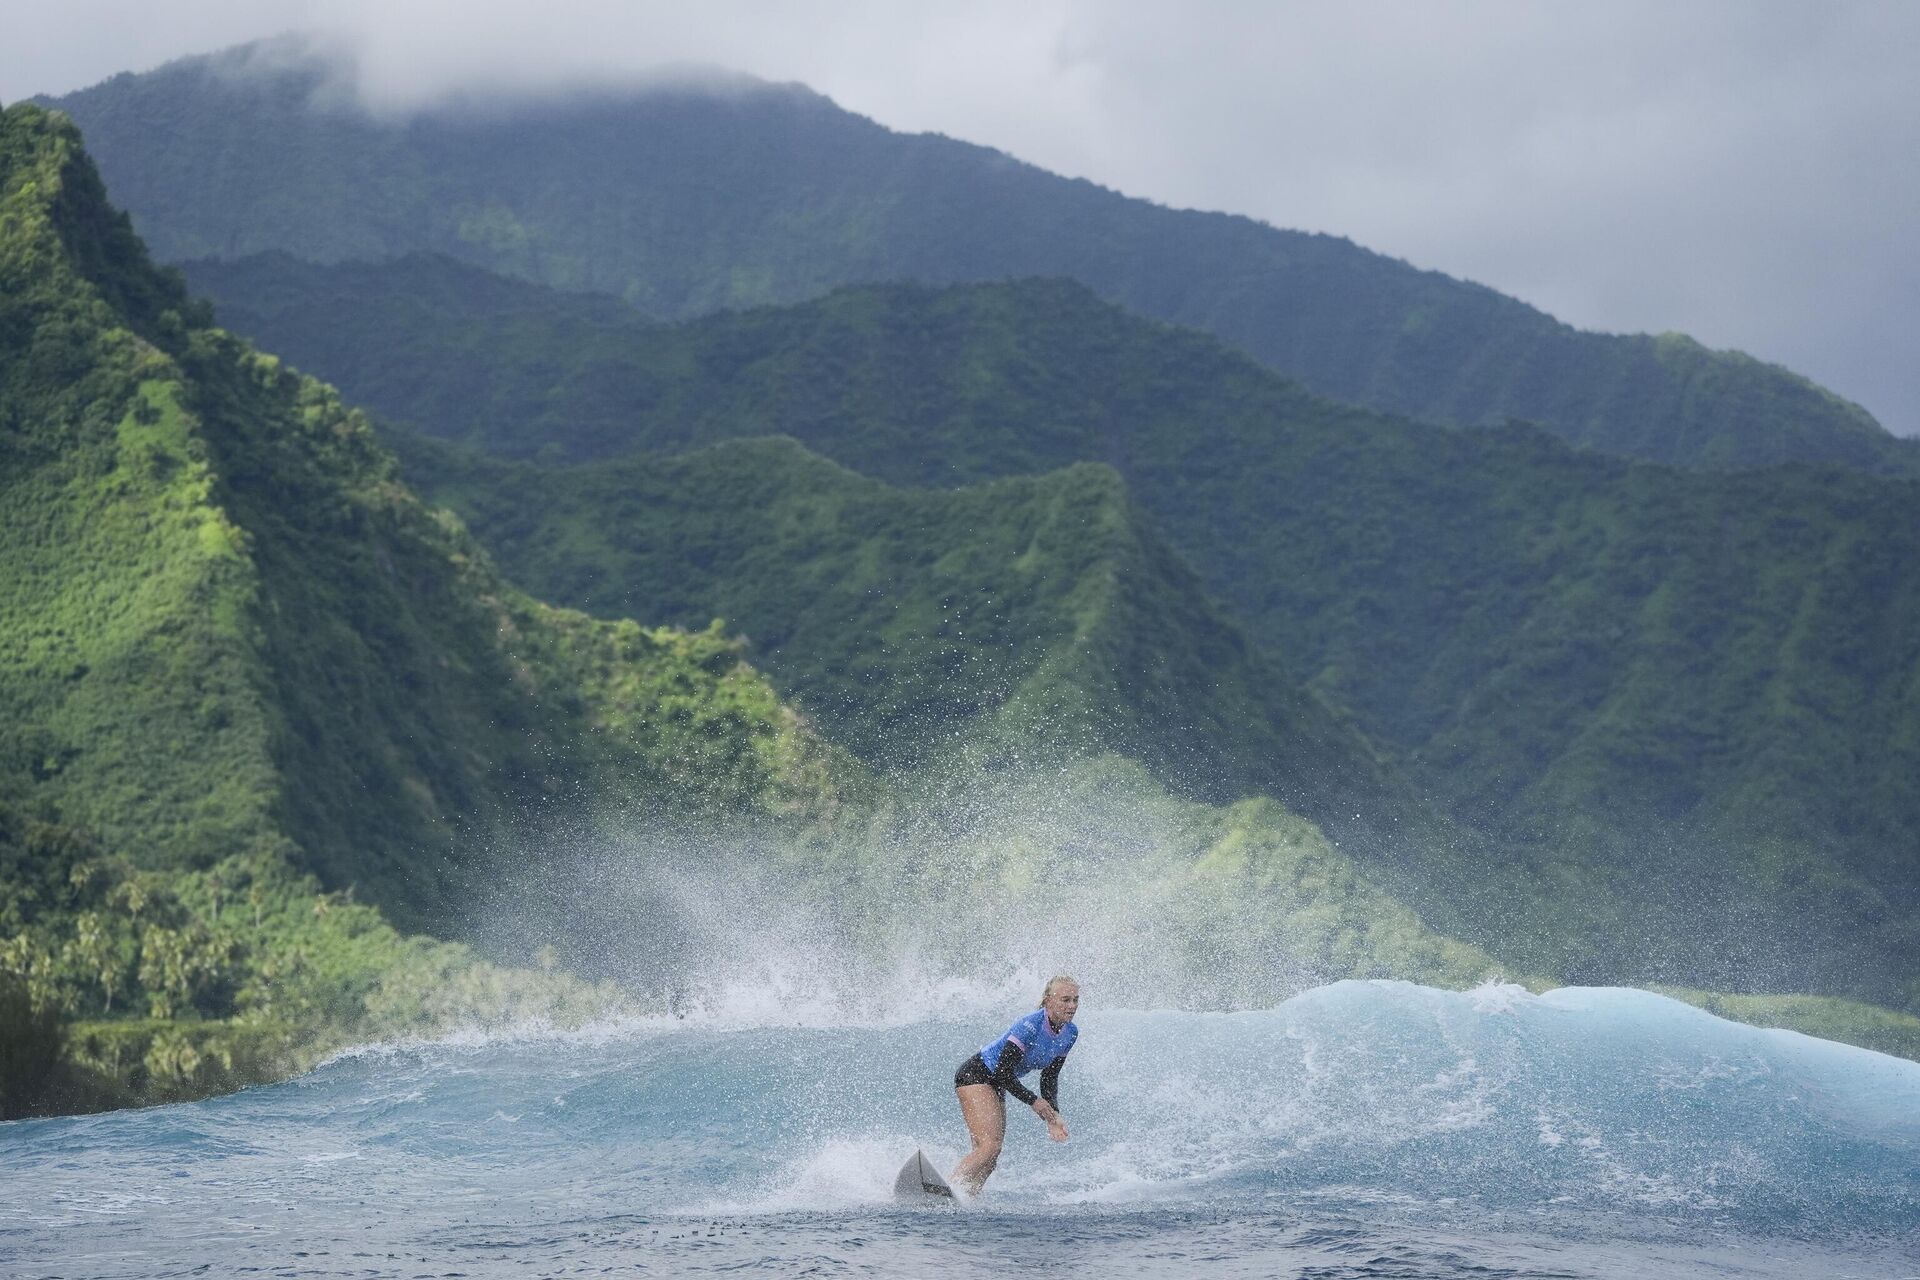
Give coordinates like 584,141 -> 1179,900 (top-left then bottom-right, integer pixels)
893,1148 -> 956,1200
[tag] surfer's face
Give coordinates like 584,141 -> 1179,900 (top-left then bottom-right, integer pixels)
1043,983 -> 1079,1026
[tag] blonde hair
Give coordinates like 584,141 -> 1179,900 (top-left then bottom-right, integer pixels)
1040,974 -> 1079,1005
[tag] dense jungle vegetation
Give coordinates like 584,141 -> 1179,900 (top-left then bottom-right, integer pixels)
0,103 -> 858,1114
183,251 -> 1920,1007
3,104 -> 1593,1117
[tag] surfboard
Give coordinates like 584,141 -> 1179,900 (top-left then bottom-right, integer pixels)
892,1148 -> 956,1200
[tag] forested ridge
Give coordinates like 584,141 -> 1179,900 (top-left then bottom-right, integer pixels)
2,104 -> 1593,1116
43,35 -> 1918,475
6,36 -> 1919,1125
399,438 -> 1454,859
0,103 -> 860,1114
183,250 -> 1920,1006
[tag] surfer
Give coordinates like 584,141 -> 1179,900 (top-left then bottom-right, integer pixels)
950,975 -> 1079,1194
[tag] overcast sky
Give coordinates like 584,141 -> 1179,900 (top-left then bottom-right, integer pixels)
6,1 -> 1917,434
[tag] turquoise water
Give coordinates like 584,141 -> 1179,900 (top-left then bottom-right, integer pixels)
4,980 -> 1917,1278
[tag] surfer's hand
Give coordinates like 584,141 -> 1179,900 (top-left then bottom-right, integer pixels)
1034,1101 -> 1068,1141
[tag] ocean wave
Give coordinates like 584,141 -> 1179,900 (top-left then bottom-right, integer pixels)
7,980 -> 1916,1267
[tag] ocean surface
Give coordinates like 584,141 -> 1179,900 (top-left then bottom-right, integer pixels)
4,979 -> 1917,1279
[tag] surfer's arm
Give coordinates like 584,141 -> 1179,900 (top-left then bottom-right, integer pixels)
990,1042 -> 1042,1106
1039,1056 -> 1065,1110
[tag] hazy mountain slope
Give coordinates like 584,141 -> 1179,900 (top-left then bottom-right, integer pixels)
43,36 -> 1915,474
206,256 -> 1920,1002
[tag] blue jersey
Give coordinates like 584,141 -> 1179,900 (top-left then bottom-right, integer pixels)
980,1009 -> 1077,1076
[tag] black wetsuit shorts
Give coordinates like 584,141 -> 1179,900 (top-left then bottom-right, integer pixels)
953,1051 -> 997,1089
952,1047 -> 1062,1109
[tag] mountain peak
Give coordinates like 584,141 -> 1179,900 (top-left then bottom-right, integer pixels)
0,103 -> 199,348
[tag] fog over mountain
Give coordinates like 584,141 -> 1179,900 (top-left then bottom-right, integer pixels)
6,0 -> 1917,435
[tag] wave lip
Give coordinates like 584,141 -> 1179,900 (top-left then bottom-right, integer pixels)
1042,981 -> 1920,1230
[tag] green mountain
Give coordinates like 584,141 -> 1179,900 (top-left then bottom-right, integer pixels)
42,36 -> 1915,473
194,253 -> 1920,1004
7,82 -> 1916,1118
0,102 -> 862,1112
3,104 -> 1572,1117
402,435 -> 1436,852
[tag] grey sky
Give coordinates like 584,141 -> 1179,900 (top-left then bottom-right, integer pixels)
6,1 -> 1917,434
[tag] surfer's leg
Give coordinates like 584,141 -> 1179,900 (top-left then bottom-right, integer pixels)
951,1083 -> 1006,1193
